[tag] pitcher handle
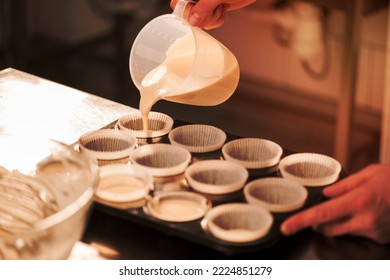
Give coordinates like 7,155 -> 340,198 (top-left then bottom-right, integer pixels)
173,0 -> 198,20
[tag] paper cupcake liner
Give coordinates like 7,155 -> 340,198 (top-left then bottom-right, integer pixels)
244,177 -> 308,213
117,111 -> 174,139
96,156 -> 130,166
204,203 -> 273,243
222,138 -> 283,169
168,124 -> 227,153
95,196 -> 147,210
279,153 -> 341,187
78,129 -> 136,161
145,191 -> 211,222
96,164 -> 152,203
130,143 -> 191,177
185,160 -> 248,195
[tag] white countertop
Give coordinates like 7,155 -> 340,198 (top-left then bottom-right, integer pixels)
0,68 -> 136,145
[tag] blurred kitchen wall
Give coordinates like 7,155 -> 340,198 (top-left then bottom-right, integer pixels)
209,2 -> 388,131
206,1 -> 388,171
27,0 -> 111,44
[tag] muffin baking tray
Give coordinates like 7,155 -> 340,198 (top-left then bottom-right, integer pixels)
89,119 -> 345,255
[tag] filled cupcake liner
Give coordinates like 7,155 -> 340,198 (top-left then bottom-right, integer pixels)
117,111 -> 174,139
204,203 -> 273,243
95,196 -> 147,210
185,160 -> 248,195
222,138 -> 283,169
168,124 -> 227,153
114,123 -> 164,145
279,153 -> 341,187
145,191 -> 211,222
244,177 -> 308,213
130,143 -> 191,177
78,129 -> 136,161
96,164 -> 152,203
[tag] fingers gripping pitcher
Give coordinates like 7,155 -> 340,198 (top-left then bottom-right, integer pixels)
129,0 -> 240,131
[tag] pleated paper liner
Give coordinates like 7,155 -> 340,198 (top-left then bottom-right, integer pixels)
244,177 -> 308,213
117,111 -> 174,144
185,160 -> 248,195
95,157 -> 130,166
130,143 -> 191,177
202,203 -> 273,243
96,164 -> 152,204
168,124 -> 227,153
279,153 -> 341,187
144,191 -> 211,222
78,129 -> 137,165
222,138 -> 283,176
94,196 -> 148,210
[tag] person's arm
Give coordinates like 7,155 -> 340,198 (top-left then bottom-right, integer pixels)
170,0 -> 257,29
281,164 -> 390,244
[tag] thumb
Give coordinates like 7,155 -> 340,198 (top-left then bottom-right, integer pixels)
170,0 -> 178,10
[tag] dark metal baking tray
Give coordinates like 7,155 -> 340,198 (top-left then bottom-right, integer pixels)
92,119 -> 345,256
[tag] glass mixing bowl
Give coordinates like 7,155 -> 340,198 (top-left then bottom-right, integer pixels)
0,135 -> 98,259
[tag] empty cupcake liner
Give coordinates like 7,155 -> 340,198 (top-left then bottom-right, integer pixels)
95,157 -> 130,166
145,191 -> 211,222
117,111 -> 174,139
185,160 -> 249,195
244,177 -> 308,213
204,203 -> 273,243
130,143 -> 191,177
222,138 -> 283,170
279,153 -> 341,187
78,129 -> 137,161
168,124 -> 227,153
96,164 -> 152,203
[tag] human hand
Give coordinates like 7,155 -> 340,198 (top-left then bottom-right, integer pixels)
281,164 -> 390,244
170,0 -> 256,29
